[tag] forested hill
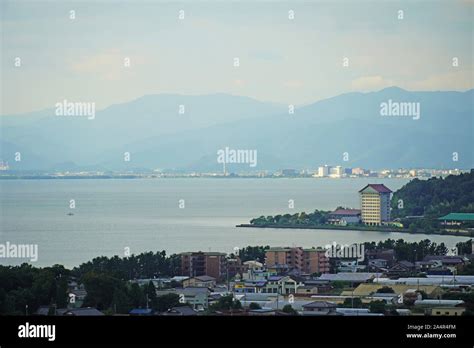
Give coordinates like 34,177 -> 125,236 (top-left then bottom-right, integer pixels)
391,171 -> 474,218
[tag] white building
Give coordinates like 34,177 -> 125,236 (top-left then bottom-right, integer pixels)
317,165 -> 330,177
329,166 -> 343,178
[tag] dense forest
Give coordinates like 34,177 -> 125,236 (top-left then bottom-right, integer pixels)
391,171 -> 474,218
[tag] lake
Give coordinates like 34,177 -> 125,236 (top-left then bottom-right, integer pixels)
0,178 -> 468,267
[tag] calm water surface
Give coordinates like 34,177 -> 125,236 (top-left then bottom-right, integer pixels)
0,178 -> 468,267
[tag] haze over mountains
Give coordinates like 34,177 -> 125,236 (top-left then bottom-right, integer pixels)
1,87 -> 472,172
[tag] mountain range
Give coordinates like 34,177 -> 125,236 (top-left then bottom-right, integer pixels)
1,87 -> 472,172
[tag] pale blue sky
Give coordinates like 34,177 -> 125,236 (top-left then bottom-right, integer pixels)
1,0 -> 473,114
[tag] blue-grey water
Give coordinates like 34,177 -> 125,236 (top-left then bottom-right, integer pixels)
0,178 -> 469,268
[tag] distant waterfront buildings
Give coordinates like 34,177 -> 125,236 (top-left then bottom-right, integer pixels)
0,161 -> 9,171
280,169 -> 299,177
359,184 -> 392,226
352,167 -> 366,176
316,165 -> 343,178
317,165 -> 329,177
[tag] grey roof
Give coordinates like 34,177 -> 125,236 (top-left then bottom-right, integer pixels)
63,307 -> 104,316
178,287 -> 210,296
193,275 -> 216,282
369,259 -> 388,263
263,300 -> 313,311
69,289 -> 87,297
414,299 -> 464,307
319,273 -> 381,282
424,255 -> 464,263
303,301 -> 337,309
239,293 -> 278,302
303,279 -> 330,286
398,261 -> 415,268
371,293 -> 397,298
374,276 -> 474,286
34,306 -> 51,316
299,285 -> 319,289
156,289 -> 177,297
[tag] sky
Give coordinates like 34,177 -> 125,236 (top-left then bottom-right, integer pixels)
1,0 -> 473,114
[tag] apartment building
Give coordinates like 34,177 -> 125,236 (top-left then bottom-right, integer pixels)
265,247 -> 303,272
180,252 -> 227,280
302,248 -> 330,274
265,247 -> 329,274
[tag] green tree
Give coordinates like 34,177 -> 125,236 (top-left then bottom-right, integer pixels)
282,304 -> 298,315
209,295 -> 242,312
128,283 -> 145,308
369,300 -> 386,314
342,297 -> 362,308
249,302 -> 261,310
82,272 -> 122,310
376,286 -> 395,294
156,293 -> 181,312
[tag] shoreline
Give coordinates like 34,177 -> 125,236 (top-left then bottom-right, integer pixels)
236,224 -> 473,237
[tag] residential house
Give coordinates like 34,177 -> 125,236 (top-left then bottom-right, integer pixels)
176,287 -> 211,311
366,249 -> 396,267
368,258 -> 389,272
233,279 -> 267,294
429,307 -> 466,316
319,272 -> 382,285
327,209 -> 361,225
302,301 -> 338,316
183,275 -> 217,289
262,276 -> 302,295
67,288 -> 87,309
387,261 -> 416,278
345,283 -> 443,299
296,285 -> 321,295
423,255 -> 466,273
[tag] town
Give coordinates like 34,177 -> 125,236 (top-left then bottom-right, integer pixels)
2,172 -> 473,317
20,239 -> 474,317
0,163 -> 468,180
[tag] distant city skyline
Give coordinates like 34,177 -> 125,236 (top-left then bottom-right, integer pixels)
1,0 -> 473,114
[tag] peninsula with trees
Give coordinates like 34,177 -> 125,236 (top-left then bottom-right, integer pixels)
239,171 -> 474,237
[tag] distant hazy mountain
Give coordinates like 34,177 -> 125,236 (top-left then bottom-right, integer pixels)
1,88 -> 472,171
0,94 -> 284,170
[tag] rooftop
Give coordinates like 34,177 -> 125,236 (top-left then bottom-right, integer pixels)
329,209 -> 361,216
359,184 -> 392,194
303,301 -> 337,309
319,272 -> 382,282
438,213 -> 474,221
63,307 -> 104,316
193,275 -> 216,282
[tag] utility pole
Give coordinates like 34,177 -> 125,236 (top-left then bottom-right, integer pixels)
351,286 -> 354,309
